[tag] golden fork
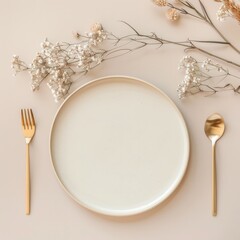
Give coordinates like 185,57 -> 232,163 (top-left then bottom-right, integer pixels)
21,109 -> 36,215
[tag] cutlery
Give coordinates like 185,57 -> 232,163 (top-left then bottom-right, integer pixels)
204,113 -> 225,216
21,109 -> 36,215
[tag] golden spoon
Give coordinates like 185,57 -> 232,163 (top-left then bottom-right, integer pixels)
204,113 -> 225,216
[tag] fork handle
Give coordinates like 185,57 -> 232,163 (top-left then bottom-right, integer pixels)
26,143 -> 30,215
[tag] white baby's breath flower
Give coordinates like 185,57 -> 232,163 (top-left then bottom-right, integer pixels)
178,56 -> 232,98
11,23 -> 107,102
215,0 -> 240,22
91,23 -> 103,33
177,56 -> 200,99
11,55 -> 28,74
216,3 -> 231,21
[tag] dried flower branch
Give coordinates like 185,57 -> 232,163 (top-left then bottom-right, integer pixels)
154,0 -> 240,54
12,1 -> 240,101
106,20 -> 240,69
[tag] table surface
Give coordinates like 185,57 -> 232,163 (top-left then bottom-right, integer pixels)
1,0 -> 240,239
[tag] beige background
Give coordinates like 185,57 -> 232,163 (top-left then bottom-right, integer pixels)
1,0 -> 240,239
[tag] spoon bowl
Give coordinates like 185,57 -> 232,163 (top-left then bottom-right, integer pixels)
204,113 -> 225,143
204,113 -> 225,216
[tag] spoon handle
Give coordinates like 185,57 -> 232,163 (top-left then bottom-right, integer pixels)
212,142 -> 217,216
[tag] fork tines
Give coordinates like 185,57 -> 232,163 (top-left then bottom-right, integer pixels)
21,109 -> 35,129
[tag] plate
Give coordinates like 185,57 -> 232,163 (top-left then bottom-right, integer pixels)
50,76 -> 189,216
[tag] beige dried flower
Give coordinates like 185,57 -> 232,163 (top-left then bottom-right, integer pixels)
166,8 -> 180,21
223,0 -> 240,21
216,0 -> 240,21
152,0 -> 167,7
91,23 -> 103,33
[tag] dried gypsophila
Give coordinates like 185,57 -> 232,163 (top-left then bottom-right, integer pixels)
11,23 -> 107,102
177,56 -> 237,98
177,56 -> 201,99
216,0 -> 240,21
11,55 -> 29,74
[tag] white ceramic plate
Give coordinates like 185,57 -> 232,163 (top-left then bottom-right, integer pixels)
50,76 -> 189,216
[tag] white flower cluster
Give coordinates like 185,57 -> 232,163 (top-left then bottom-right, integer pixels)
215,0 -> 240,22
216,3 -> 231,21
178,56 -> 229,99
177,56 -> 201,99
201,58 -> 227,73
11,55 -> 28,74
11,23 -> 107,102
